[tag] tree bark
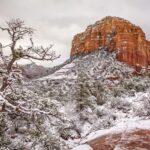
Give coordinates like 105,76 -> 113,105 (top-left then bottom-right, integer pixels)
0,57 -> 16,92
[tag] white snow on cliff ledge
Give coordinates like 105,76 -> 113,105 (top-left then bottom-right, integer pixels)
72,144 -> 93,150
39,62 -> 76,80
72,119 -> 150,150
84,119 -> 150,142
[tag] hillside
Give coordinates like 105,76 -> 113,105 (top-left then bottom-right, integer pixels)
0,16 -> 150,150
1,48 -> 149,149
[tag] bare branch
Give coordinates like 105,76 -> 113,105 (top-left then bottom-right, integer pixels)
0,93 -> 64,122
23,45 -> 60,61
2,43 -> 12,48
0,26 -> 12,35
0,18 -> 60,92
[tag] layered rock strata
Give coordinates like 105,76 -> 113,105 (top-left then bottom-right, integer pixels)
71,16 -> 150,68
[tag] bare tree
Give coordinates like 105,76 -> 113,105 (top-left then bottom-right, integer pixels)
0,19 -> 59,91
0,19 -> 60,112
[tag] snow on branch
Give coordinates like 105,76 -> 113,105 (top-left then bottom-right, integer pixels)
0,18 -> 62,121
0,18 -> 60,91
0,92 -> 64,122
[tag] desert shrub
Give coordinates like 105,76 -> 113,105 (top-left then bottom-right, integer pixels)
123,81 -> 135,90
110,98 -> 131,112
144,98 -> 150,116
112,87 -> 125,97
133,93 -> 150,117
92,81 -> 106,105
134,84 -> 148,92
0,114 -> 11,149
96,107 -> 110,118
92,116 -> 114,130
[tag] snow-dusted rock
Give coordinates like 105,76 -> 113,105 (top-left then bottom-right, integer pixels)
72,144 -> 93,150
1,49 -> 150,149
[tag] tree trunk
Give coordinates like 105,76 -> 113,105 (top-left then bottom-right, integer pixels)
0,57 -> 16,92
0,76 -> 8,92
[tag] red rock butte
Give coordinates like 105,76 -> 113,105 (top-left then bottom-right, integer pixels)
70,16 -> 150,69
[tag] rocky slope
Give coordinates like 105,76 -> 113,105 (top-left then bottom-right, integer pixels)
1,17 -> 150,150
21,59 -> 73,79
1,49 -> 149,149
73,119 -> 150,150
88,129 -> 150,150
21,63 -> 49,79
35,50 -> 150,149
71,16 -> 150,69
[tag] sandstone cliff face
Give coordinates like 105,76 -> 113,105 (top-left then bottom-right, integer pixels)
71,16 -> 150,68
88,129 -> 150,150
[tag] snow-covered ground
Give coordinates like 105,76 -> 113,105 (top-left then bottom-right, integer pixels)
1,49 -> 150,149
39,63 -> 76,80
30,50 -> 150,149
72,144 -> 93,150
72,119 -> 150,150
67,89 -> 150,149
84,119 -> 150,142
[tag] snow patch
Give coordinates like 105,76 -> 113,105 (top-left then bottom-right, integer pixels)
84,119 -> 150,142
39,62 -> 76,80
72,144 -> 93,150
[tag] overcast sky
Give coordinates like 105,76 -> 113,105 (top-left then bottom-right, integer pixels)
0,0 -> 150,66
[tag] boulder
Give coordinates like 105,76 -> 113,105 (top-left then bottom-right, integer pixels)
88,129 -> 150,150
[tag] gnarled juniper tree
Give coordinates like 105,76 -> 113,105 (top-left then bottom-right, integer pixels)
0,19 -> 59,113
